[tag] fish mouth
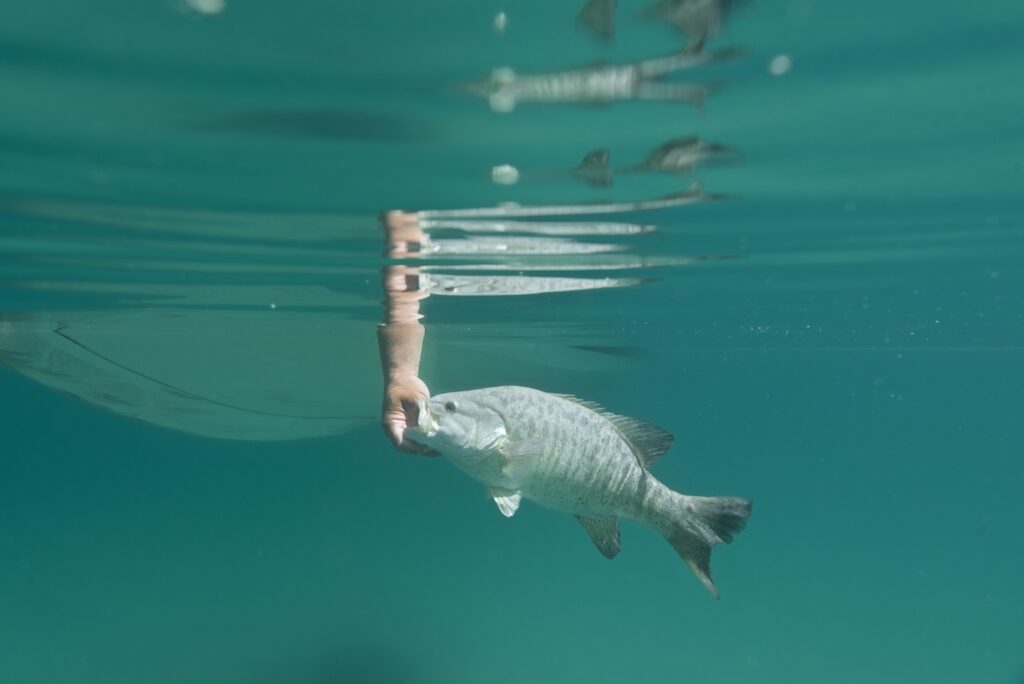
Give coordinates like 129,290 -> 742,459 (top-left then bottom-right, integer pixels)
408,398 -> 479,454
401,401 -> 441,456
415,398 -> 440,437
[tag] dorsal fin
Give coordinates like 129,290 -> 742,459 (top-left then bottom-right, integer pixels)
577,148 -> 610,172
574,148 -> 613,187
577,0 -> 617,41
606,413 -> 674,466
554,394 -> 674,467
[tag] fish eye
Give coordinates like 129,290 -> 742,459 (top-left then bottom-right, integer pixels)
444,401 -> 458,412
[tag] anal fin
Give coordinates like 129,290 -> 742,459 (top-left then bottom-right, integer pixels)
576,515 -> 620,559
489,487 -> 522,518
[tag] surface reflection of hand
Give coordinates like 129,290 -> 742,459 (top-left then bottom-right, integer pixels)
381,210 -> 429,256
384,264 -> 429,301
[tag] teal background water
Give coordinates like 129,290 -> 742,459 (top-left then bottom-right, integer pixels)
2,1 -> 1023,682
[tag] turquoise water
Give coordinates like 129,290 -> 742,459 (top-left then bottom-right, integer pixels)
2,1 -> 1023,682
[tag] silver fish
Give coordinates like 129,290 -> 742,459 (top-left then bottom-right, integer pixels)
465,49 -> 740,113
420,219 -> 654,236
578,0 -> 618,41
640,0 -> 750,53
622,136 -> 738,175
501,140 -> 735,188
406,386 -> 752,597
416,182 -> 722,220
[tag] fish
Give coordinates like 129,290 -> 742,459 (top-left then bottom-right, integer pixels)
520,139 -> 735,188
405,386 -> 752,597
415,182 -> 725,220
486,148 -> 615,188
419,236 -> 624,257
421,273 -> 644,296
420,219 -> 654,236
465,48 -> 741,113
573,148 -> 615,187
639,0 -> 750,53
621,136 -> 738,175
578,0 -> 618,41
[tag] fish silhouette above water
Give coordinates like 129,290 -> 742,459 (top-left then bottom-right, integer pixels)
405,386 -> 752,597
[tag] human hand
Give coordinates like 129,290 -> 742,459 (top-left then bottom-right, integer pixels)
382,373 -> 437,455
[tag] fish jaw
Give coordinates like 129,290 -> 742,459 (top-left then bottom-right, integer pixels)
416,398 -> 439,437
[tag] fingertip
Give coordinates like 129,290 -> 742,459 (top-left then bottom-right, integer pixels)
388,424 -> 405,448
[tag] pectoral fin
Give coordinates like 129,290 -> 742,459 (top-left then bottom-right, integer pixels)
489,487 -> 522,518
504,437 -> 544,460
501,437 -> 544,481
576,515 -> 621,559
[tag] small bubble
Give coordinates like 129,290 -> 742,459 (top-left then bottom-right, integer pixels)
185,0 -> 225,15
269,302 -> 277,310
491,164 -> 520,185
769,54 -> 793,76
493,11 -> 508,34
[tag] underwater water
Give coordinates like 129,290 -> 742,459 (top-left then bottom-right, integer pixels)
2,1 -> 1023,682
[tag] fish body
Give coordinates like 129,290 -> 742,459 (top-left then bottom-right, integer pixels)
643,0 -> 748,52
630,136 -> 736,174
424,236 -> 623,256
481,63 -> 646,112
406,386 -> 751,597
578,0 -> 618,41
420,219 -> 653,236
467,49 -> 732,112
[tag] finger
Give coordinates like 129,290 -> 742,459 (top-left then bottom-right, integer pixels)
401,397 -> 421,425
386,421 -> 405,449
394,432 -> 440,456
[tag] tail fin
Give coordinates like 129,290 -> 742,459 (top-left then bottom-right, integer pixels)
667,495 -> 751,598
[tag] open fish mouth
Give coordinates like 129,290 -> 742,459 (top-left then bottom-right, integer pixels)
416,398 -> 440,437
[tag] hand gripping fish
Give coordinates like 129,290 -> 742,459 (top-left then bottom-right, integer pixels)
405,386 -> 751,598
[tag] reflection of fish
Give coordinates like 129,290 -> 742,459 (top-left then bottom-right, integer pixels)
574,149 -> 615,187
501,139 -> 735,188
406,387 -> 752,597
421,237 -> 623,257
640,0 -> 750,53
418,182 -> 723,219
466,48 -> 739,112
625,136 -> 736,175
421,219 -> 653,236
489,149 -> 614,188
578,0 -> 617,40
422,273 -> 643,296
